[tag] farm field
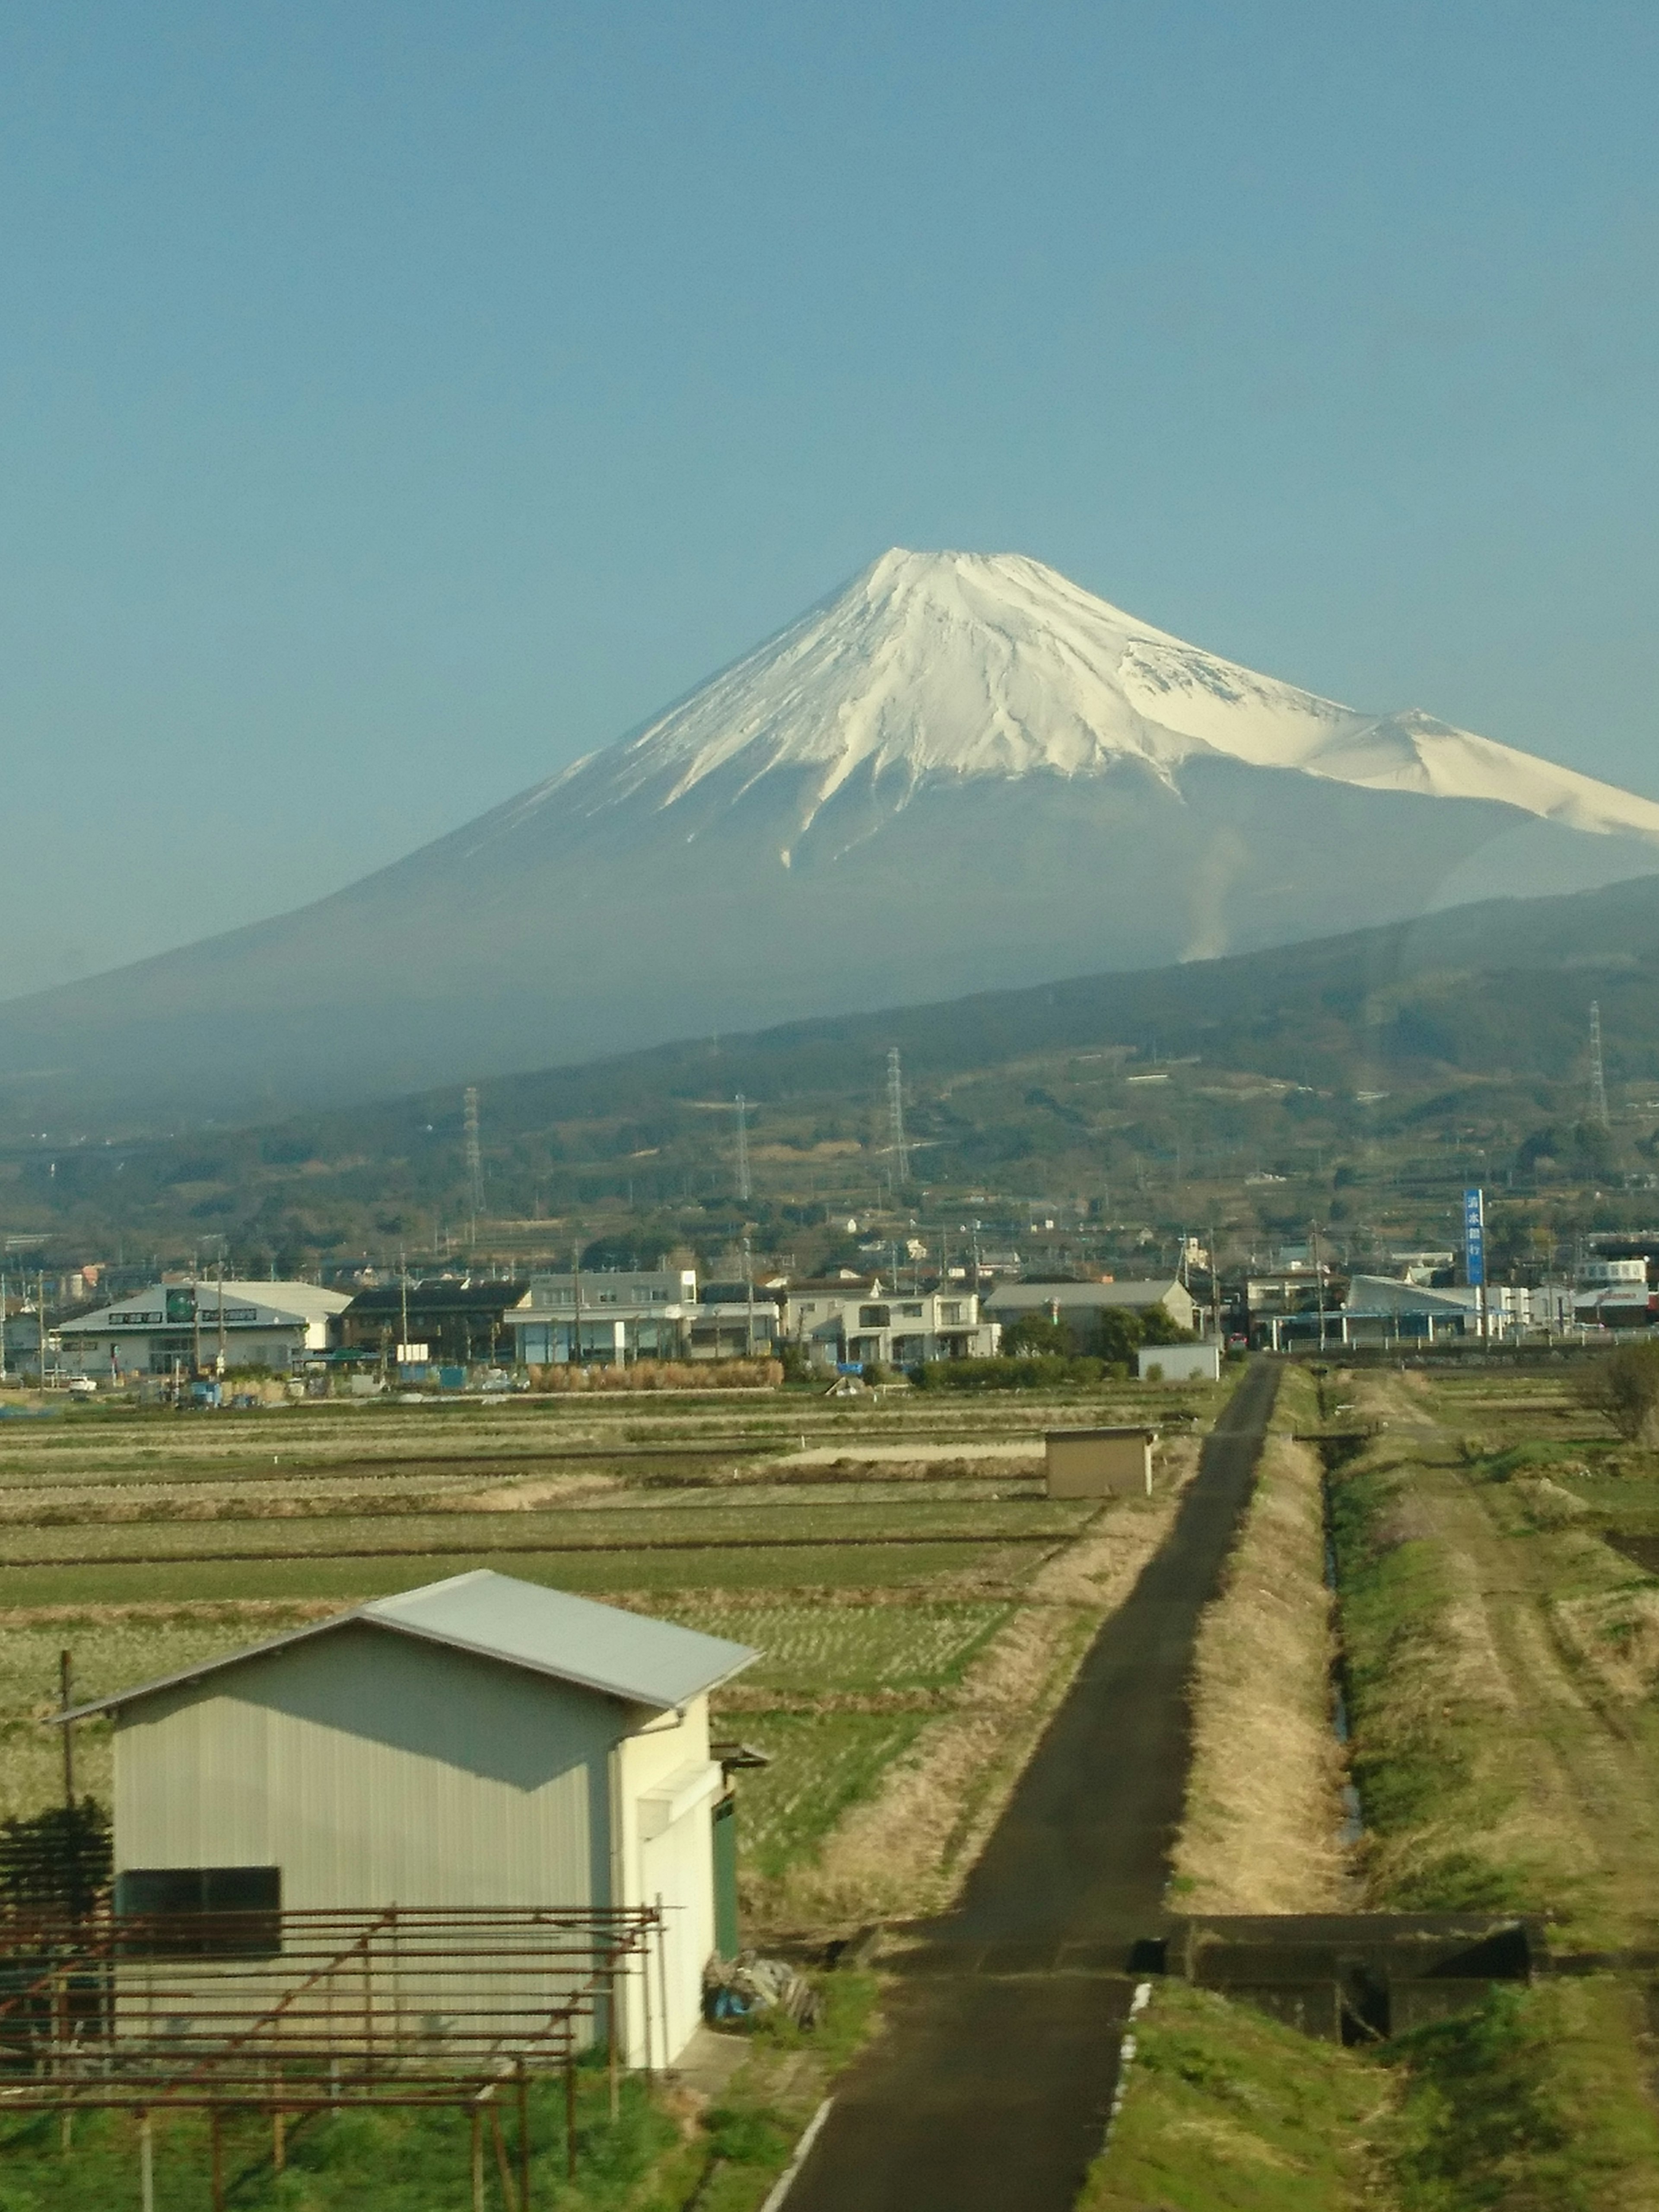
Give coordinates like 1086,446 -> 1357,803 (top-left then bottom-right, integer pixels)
0,1375 -> 1227,1924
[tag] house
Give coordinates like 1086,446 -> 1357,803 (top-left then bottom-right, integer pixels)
983,1277 -> 1198,1339
57,1280 -> 350,1378
780,1278 -> 999,1369
61,1570 -> 755,2065
688,1284 -> 784,1361
509,1269 -> 699,1366
334,1277 -> 528,1367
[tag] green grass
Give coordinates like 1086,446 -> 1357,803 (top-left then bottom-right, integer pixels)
667,1599 -> 1011,1692
1085,1977 -> 1659,2212
0,2065 -> 678,2212
1080,1982 -> 1382,2211
727,1710 -> 930,1877
0,1497 -> 1080,1560
0,1538 -> 1036,1609
1328,1459 -> 1535,1912
1390,1977 -> 1659,2212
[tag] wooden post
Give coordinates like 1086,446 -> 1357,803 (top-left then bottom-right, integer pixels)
607,1968 -> 620,2121
210,2104 -> 225,2212
655,1897 -> 671,2073
139,2111 -> 154,2212
518,2057 -> 533,2205
565,2049 -> 577,2181
470,2104 -> 484,2212
273,2107 -> 286,2173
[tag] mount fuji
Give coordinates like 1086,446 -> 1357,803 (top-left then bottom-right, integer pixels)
8,547 -> 1659,1125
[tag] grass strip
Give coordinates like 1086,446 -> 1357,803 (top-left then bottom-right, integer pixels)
1079,1981 -> 1383,2212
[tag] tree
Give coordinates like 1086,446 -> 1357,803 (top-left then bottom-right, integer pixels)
1001,1313 -> 1074,1357
0,1799 -> 111,1916
1576,1340 -> 1659,1443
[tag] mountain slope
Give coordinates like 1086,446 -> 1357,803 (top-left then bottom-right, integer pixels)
4,549 -> 1657,1129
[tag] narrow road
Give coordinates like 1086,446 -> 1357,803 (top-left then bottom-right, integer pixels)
787,1360 -> 1282,2212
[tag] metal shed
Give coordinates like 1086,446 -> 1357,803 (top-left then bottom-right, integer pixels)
1044,1425 -> 1159,1499
61,1571 -> 756,2066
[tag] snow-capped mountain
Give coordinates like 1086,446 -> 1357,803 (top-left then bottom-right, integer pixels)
518,549 -> 1659,850
6,548 -> 1659,1124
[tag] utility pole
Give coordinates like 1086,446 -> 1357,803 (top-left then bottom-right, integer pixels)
743,1235 -> 755,1360
38,1270 -> 48,1389
734,1095 -> 751,1205
1209,1221 -> 1221,1344
400,1252 -> 410,1370
216,1255 -> 226,1377
191,1262 -> 202,1382
887,1049 -> 909,1188
1311,1221 -> 1327,1353
464,1087 -> 484,1241
1589,1002 -> 1611,1131
0,1268 -> 7,1384
571,1243 -> 583,1368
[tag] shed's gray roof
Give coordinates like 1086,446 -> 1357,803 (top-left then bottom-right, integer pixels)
59,1570 -> 755,1721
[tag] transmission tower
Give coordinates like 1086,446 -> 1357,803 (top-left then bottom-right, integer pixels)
734,1093 -> 751,1204
1589,1002 -> 1611,1131
887,1048 -> 909,1187
463,1085 -> 484,1230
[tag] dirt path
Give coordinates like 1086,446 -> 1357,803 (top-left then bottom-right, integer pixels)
785,1361 -> 1281,2212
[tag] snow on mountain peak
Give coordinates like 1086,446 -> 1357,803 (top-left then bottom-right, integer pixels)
551,548 -> 1659,855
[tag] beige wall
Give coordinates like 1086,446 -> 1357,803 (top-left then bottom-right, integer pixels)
1046,1431 -> 1154,1499
613,1697 -> 719,2065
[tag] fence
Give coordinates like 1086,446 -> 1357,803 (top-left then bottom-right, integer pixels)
0,1901 -> 665,2209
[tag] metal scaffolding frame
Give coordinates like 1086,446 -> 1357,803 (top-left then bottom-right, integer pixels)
0,1902 -> 665,2209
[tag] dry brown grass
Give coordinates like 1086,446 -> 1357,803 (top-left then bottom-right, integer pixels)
749,1437 -> 1206,1933
1553,1585 -> 1659,1703
1171,1435 -> 1355,1913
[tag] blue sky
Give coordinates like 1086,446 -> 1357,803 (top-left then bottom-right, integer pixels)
4,2 -> 1657,986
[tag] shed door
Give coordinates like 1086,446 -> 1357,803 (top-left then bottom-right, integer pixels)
711,1796 -> 738,1958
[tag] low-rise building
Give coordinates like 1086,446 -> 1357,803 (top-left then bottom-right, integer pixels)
781,1279 -> 998,1369
62,1570 -> 755,2065
334,1277 -> 528,1367
57,1281 -> 350,1377
509,1269 -> 698,1366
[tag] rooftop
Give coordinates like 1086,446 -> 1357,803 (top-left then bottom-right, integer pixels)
61,1570 -> 756,1720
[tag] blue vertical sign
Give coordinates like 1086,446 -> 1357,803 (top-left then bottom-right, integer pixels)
1464,1188 -> 1486,1288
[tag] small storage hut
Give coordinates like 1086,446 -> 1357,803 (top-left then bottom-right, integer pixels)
1045,1425 -> 1159,1499
64,1570 -> 755,2064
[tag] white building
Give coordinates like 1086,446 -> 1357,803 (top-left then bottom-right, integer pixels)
64,1570 -> 754,2065
510,1269 -> 699,1366
782,1279 -> 998,1369
1136,1342 -> 1221,1382
57,1281 -> 350,1377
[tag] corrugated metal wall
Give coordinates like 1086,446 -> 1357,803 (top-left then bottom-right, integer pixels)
115,1625 -> 616,1910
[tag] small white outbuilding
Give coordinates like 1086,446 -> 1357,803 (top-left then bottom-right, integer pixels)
66,1571 -> 756,2064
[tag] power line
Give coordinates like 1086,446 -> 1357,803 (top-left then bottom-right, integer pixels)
463,1086 -> 484,1231
1589,1002 -> 1610,1131
887,1047 -> 909,1188
734,1093 -> 751,1204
